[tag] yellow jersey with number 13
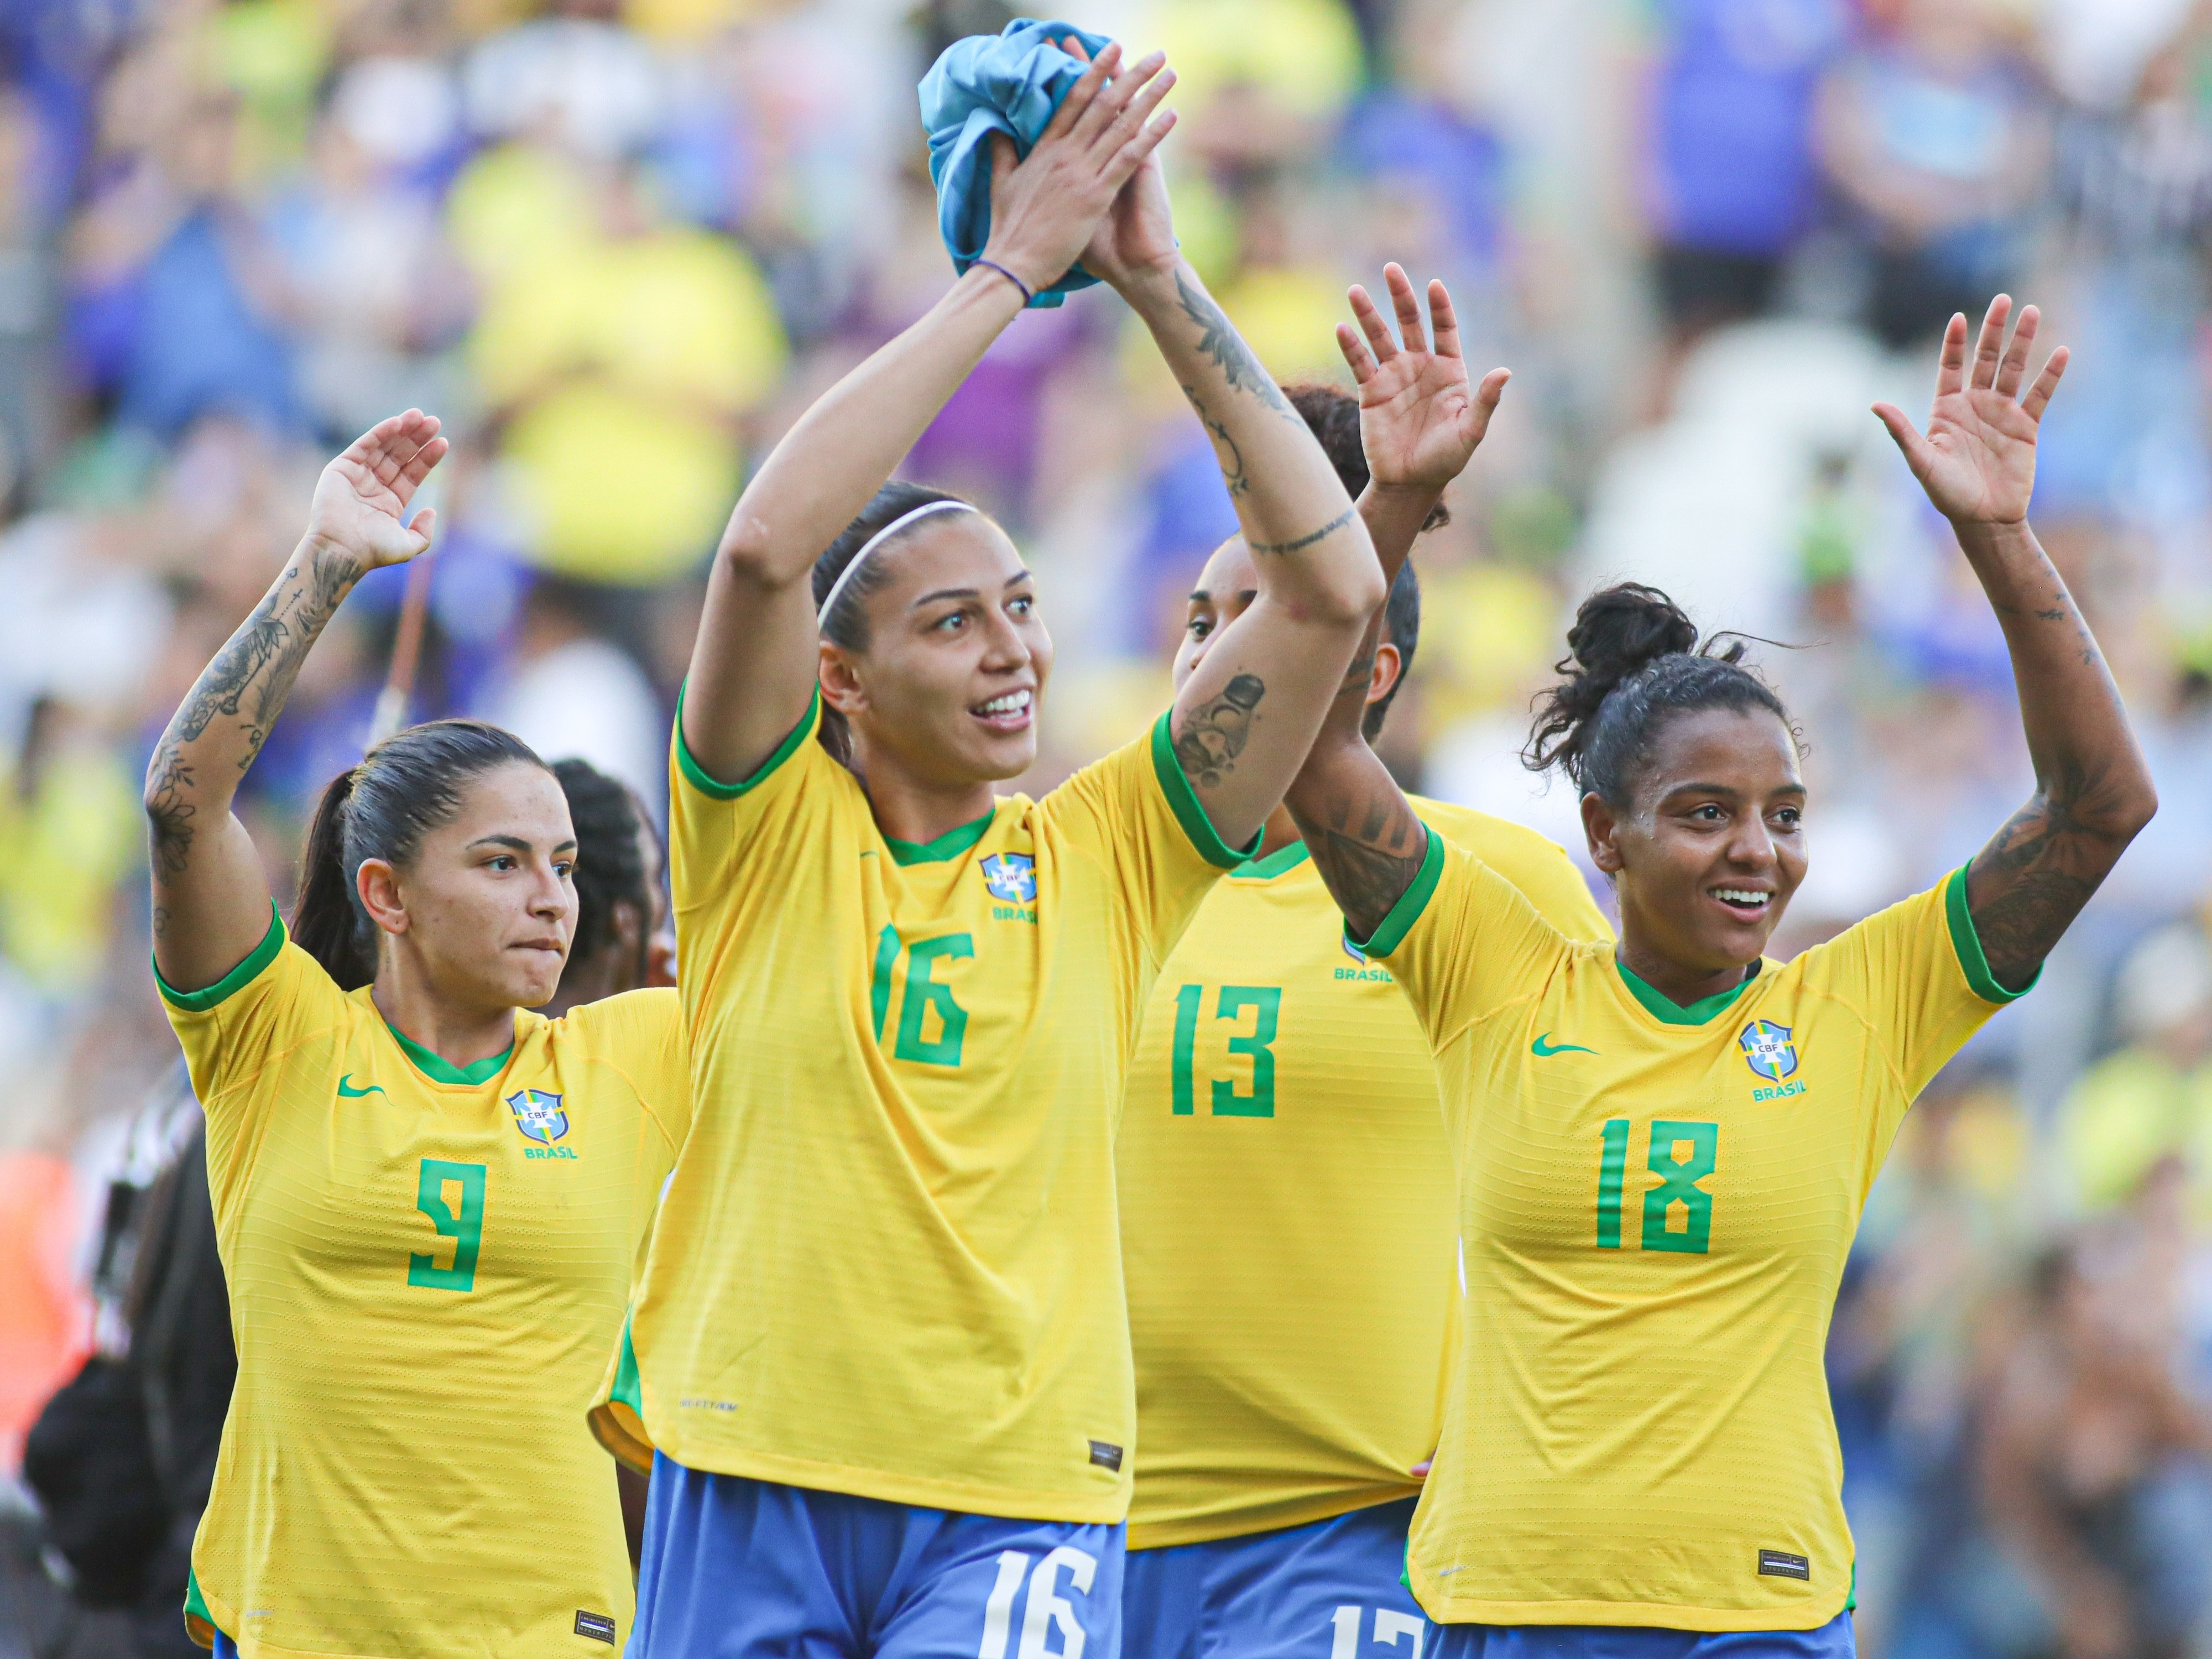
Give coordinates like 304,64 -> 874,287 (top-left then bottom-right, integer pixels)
159,920 -> 688,1659
1363,842 -> 2026,1631
621,693 -> 1250,1523
1118,798 -> 1611,1549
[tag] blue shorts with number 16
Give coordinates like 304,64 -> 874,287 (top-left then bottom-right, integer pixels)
630,1452 -> 1125,1659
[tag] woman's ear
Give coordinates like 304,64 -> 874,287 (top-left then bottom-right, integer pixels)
818,642 -> 866,717
357,858 -> 409,935
1582,792 -> 1626,877
1365,641 -> 1403,707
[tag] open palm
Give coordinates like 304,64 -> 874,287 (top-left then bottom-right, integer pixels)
1337,264 -> 1507,494
304,409 -> 449,571
1875,297 -> 2066,526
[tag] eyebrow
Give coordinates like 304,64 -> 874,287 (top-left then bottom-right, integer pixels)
912,571 -> 1034,609
1662,781 -> 1806,801
466,834 -> 581,854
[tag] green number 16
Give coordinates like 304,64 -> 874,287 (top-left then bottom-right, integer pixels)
1596,1120 -> 1717,1254
409,1159 -> 486,1292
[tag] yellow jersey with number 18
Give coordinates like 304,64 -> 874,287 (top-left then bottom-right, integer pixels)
1363,841 -> 2026,1631
1118,798 -> 1611,1550
623,693 -> 1249,1523
158,920 -> 688,1659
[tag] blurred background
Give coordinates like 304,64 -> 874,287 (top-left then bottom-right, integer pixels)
1,0 -> 2210,1653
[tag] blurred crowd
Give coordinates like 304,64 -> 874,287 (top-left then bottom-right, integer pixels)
1,0 -> 2211,1652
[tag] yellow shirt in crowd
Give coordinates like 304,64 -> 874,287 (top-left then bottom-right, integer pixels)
159,917 -> 688,1659
1118,798 -> 1610,1550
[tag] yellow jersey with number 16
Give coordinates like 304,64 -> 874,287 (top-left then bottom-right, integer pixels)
1363,842 -> 2026,1632
158,920 -> 688,1659
620,693 -> 1250,1524
1118,798 -> 1611,1550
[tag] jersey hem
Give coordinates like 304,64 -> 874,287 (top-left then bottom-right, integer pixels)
675,683 -> 820,799
1149,712 -> 1263,869
654,1439 -> 1131,1525
154,905 -> 284,1011
1408,1580 -> 1851,1635
1128,1484 -> 1419,1551
1354,825 -> 1442,958
1945,862 -> 2039,1003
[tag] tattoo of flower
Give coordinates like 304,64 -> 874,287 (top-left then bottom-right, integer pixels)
1173,672 -> 1266,787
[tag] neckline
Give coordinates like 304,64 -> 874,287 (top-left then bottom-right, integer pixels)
1614,958 -> 1762,1027
384,1016 -> 517,1086
1230,841 -> 1311,881
883,806 -> 997,866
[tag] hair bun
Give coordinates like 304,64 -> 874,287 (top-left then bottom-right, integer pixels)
1563,583 -> 1699,702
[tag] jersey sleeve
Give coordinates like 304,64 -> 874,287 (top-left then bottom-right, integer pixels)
669,685 -> 838,920
1804,865 -> 2032,1130
1356,832 -> 1577,1054
1414,801 -> 1613,945
1044,711 -> 1261,969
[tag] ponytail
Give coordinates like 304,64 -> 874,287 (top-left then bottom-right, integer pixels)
291,719 -> 549,990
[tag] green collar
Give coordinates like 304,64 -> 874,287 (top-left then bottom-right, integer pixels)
884,808 -> 995,866
385,1018 -> 515,1086
1615,958 -> 1762,1026
1230,841 -> 1311,881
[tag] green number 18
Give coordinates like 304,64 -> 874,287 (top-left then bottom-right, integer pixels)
409,1159 -> 486,1292
1595,1120 -> 1717,1254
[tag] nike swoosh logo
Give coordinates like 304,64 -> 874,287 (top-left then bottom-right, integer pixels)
1531,1034 -> 1596,1057
337,1075 -> 384,1097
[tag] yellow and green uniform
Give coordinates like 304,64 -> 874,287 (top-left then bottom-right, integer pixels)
1359,842 -> 2027,1631
158,916 -> 688,1659
602,693 -> 1250,1524
1117,799 -> 1611,1550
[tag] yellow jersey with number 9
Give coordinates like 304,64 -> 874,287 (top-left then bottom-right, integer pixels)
619,693 -> 1249,1524
157,919 -> 688,1659
1118,799 -> 1611,1549
1363,841 -> 2026,1631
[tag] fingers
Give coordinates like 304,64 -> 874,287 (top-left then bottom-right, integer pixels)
1337,320 -> 1379,385
1995,303 -> 2038,400
1426,278 -> 1462,360
406,507 -> 437,546
1040,41 -> 1116,143
1069,44 -> 1147,148
400,435 -> 450,491
1109,107 -> 1175,180
1474,366 -> 1510,412
1347,283 -> 1398,364
1061,35 -> 1091,62
1383,263 -> 1425,352
1969,294 -> 2011,392
1097,58 -> 1173,159
2022,344 -> 2069,421
1934,312 -> 1969,400
1871,401 -> 1932,477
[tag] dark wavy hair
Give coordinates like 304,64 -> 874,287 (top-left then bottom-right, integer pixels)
293,720 -> 550,989
1281,382 -> 1439,740
1522,583 -> 1792,806
551,758 -> 650,995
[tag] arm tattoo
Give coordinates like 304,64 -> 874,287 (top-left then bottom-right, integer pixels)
1969,755 -> 2138,989
1174,270 -> 1294,416
1249,509 -> 1355,557
145,748 -> 196,878
1183,387 -> 1249,497
1172,672 -> 1265,787
1295,789 -> 1428,942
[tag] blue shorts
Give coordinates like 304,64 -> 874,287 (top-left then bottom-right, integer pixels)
1123,1497 -> 1427,1659
633,1452 -> 1126,1659
212,1636 -> 237,1659
1426,1610 -> 1855,1659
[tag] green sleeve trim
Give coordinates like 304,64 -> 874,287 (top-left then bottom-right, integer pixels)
885,808 -> 996,865
1351,823 -> 1443,959
611,1314 -> 643,1417
1148,711 -> 1263,870
386,1020 -> 515,1086
1230,840 -> 1312,881
154,904 -> 285,1012
675,682 -> 818,800
183,1566 -> 217,1648
1946,863 -> 2039,1003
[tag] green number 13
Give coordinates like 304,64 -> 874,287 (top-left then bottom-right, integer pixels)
1171,984 -> 1281,1118
409,1159 -> 486,1292
1595,1119 -> 1717,1254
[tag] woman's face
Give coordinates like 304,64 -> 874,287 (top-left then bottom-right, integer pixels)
358,762 -> 578,1011
826,515 -> 1054,786
1583,707 -> 1808,976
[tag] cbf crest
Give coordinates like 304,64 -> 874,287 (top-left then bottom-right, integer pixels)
980,852 -> 1037,905
1738,1019 -> 1798,1083
507,1087 -> 568,1144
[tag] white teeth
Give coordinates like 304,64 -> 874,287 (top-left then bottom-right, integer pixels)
977,691 -> 1032,716
1713,889 -> 1770,906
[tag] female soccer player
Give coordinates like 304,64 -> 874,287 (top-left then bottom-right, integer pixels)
618,41 -> 1386,1659
1282,296 -> 2156,1656
1119,268 -> 1612,1658
146,411 -> 689,1659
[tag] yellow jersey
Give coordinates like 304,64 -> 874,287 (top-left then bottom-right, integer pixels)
612,693 -> 1250,1524
1118,799 -> 1611,1550
158,917 -> 688,1659
1362,841 -> 2025,1631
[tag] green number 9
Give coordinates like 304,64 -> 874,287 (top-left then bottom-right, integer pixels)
409,1159 -> 486,1292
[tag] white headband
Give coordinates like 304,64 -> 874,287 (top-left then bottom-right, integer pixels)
817,500 -> 978,625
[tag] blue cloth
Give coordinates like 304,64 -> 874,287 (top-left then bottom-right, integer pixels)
1428,1610 -> 1855,1659
1124,1497 -> 1426,1659
632,1452 -> 1126,1659
212,1632 -> 238,1659
919,18 -> 1113,307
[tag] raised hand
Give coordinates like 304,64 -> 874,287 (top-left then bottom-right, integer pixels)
979,42 -> 1177,298
1057,36 -> 1180,290
1337,265 -> 1509,495
1874,296 -> 2067,527
304,409 -> 448,572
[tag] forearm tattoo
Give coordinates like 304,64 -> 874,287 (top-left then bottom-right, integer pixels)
1183,388 -> 1250,497
1292,786 -> 1428,942
1250,509 -> 1355,557
1175,271 -> 1295,418
1173,672 -> 1265,788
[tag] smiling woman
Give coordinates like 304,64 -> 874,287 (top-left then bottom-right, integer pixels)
141,413 -> 690,1659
